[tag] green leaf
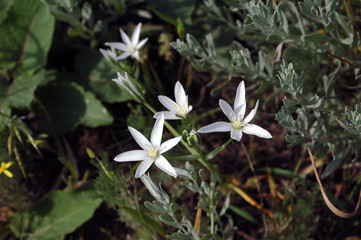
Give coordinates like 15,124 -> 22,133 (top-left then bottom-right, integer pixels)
229,205 -> 258,223
0,0 -> 14,25
77,86 -> 113,128
123,206 -> 166,236
0,106 -> 11,132
206,138 -> 232,160
283,47 -> 311,68
304,33 -> 328,43
147,0 -> 194,25
0,0 -> 55,74
0,70 -> 45,109
159,213 -> 181,228
35,82 -> 86,136
200,234 -> 213,240
321,149 -> 350,179
36,81 -> 112,136
74,49 -> 129,103
144,201 -> 168,213
10,186 -> 102,240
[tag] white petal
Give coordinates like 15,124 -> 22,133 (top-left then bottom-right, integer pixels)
187,105 -> 193,113
114,150 -> 147,162
198,122 -> 232,133
113,78 -> 137,99
184,95 -> 189,108
123,72 -> 141,96
234,81 -> 246,117
116,51 -> 131,60
135,158 -> 154,178
219,99 -> 236,122
155,155 -> 177,178
242,124 -> 272,138
243,100 -> 259,124
104,42 -> 128,52
174,81 -> 186,104
131,50 -> 139,60
128,126 -> 151,150
158,95 -> 178,111
120,29 -> 131,46
151,113 -> 164,147
136,38 -> 148,49
235,104 -> 246,121
154,111 -> 180,120
99,48 -> 111,60
159,136 -> 182,154
231,129 -> 243,141
131,23 -> 142,46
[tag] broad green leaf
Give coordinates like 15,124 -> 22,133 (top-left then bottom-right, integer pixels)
36,82 -> 86,136
77,85 -> 113,128
0,0 -> 14,25
10,186 -> 102,240
0,70 -> 45,109
0,106 -> 11,132
0,0 -> 55,74
36,81 -> 112,136
74,49 -> 129,103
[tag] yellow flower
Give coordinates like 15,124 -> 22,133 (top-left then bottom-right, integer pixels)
0,162 -> 14,178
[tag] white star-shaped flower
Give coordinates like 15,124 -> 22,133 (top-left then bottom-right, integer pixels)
154,81 -> 193,120
198,81 -> 272,141
105,22 -> 148,60
114,113 -> 181,178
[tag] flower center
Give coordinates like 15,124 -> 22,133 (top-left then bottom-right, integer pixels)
232,121 -> 245,130
148,148 -> 159,158
177,101 -> 187,115
128,43 -> 135,53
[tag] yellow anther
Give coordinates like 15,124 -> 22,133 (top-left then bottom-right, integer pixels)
149,149 -> 157,156
234,121 -> 241,127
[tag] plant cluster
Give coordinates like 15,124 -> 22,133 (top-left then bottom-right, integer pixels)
1,0 -> 361,239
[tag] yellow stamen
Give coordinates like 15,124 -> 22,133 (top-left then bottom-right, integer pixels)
149,149 -> 157,156
128,44 -> 135,53
234,121 -> 241,127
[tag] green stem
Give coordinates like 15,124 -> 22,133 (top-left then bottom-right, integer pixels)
130,166 -> 152,234
210,172 -> 216,235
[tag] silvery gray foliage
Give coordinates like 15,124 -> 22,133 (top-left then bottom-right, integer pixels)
141,162 -> 234,240
337,105 -> 361,136
171,34 -> 228,73
172,0 -> 360,180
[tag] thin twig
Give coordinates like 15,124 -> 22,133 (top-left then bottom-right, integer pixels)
325,50 -> 361,69
241,142 -> 268,236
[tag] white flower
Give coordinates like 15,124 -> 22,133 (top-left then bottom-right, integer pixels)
114,113 -> 181,178
113,72 -> 144,102
99,47 -> 117,61
198,81 -> 272,141
154,81 -> 193,120
105,23 -> 148,60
